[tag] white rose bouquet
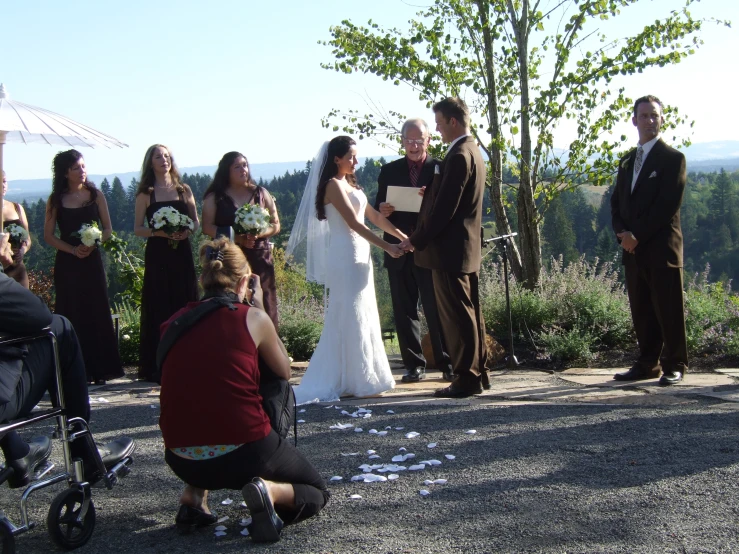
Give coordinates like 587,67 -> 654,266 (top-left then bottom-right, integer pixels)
233,203 -> 272,236
150,206 -> 195,249
71,222 -> 103,247
4,223 -> 29,250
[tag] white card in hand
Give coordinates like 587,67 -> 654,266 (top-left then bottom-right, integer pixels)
386,186 -> 422,213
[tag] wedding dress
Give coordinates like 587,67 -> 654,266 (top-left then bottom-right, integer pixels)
294,188 -> 396,403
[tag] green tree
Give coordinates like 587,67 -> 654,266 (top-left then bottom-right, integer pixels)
321,0 -> 726,287
542,196 -> 578,267
109,177 -> 129,232
100,177 -> 111,197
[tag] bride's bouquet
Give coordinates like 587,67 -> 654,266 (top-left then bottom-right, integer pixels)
71,222 -> 103,247
151,206 -> 195,249
4,223 -> 29,250
233,204 -> 271,236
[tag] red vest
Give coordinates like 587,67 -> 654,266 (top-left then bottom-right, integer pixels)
158,302 -> 271,448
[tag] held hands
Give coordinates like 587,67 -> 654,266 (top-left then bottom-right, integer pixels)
13,245 -> 26,264
617,231 -> 638,254
386,244 -> 405,258
170,229 -> 191,241
247,274 -> 264,309
73,244 -> 94,259
398,238 -> 415,253
236,234 -> 257,249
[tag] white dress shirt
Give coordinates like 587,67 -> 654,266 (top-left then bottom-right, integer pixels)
447,133 -> 471,153
632,135 -> 660,192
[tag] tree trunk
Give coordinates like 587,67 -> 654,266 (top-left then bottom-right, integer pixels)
476,0 -> 524,281
507,0 -> 541,288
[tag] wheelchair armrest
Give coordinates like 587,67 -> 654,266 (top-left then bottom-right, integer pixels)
0,327 -> 55,347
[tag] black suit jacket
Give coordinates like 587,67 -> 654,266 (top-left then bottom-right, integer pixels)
0,270 -> 53,405
610,138 -> 686,268
375,155 -> 438,269
410,136 -> 486,273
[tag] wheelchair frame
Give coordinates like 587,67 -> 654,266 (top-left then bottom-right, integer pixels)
0,329 -> 133,552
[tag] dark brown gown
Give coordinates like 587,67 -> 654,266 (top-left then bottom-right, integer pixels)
138,189 -> 198,381
2,202 -> 29,288
213,187 -> 278,329
54,201 -> 123,382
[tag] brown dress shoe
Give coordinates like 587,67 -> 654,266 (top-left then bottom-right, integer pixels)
613,365 -> 661,382
658,371 -> 683,386
433,385 -> 483,398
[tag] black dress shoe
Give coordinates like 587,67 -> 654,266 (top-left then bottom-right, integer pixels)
175,504 -> 218,531
242,478 -> 284,542
401,368 -> 425,383
659,371 -> 683,386
442,371 -> 455,382
84,436 -> 136,484
433,385 -> 483,398
613,365 -> 660,382
6,436 -> 52,489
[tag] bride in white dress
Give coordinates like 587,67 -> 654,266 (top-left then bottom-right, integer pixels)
287,136 -> 408,403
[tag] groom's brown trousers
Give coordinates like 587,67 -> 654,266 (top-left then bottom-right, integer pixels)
432,270 -> 488,389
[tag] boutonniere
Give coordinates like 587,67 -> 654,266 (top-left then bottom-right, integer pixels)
620,158 -> 629,170
649,171 -> 658,178
434,165 -> 440,175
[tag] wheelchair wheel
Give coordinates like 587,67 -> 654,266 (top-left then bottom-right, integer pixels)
47,488 -> 96,550
0,519 -> 15,554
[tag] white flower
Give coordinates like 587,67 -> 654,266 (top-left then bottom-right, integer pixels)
122,334 -> 131,341
77,223 -> 102,247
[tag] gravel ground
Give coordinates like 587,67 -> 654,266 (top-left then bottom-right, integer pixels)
2,397 -> 739,553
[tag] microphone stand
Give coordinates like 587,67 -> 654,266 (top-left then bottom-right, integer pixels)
482,231 -> 519,369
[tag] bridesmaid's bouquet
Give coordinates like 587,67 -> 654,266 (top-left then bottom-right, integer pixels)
71,222 -> 103,247
4,223 -> 29,249
151,206 -> 195,249
233,204 -> 271,236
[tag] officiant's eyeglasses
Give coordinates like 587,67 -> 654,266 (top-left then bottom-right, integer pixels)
403,138 -> 427,146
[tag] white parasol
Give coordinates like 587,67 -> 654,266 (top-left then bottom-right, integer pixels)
0,83 -> 127,226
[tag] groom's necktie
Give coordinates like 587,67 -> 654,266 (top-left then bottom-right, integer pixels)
631,145 -> 644,193
409,163 -> 419,188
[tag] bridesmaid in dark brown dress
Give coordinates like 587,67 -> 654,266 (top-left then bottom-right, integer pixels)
2,171 -> 31,288
44,150 -> 123,384
202,152 -> 281,328
134,144 -> 199,382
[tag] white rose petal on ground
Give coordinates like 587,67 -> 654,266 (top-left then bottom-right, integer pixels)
445,454 -> 456,460
409,464 -> 426,471
424,479 -> 434,485
368,429 -> 378,434
377,431 -> 388,436
465,430 -> 477,435
385,426 -> 392,430
426,459 -> 442,466
297,419 -> 306,423
350,494 -> 362,499
221,498 -> 233,505
240,501 -> 247,508
215,531 -> 227,537
330,476 -> 343,482
367,450 -> 377,455
330,423 -> 354,430
399,447 -> 407,452
240,517 -> 252,526
427,443 -> 437,448
298,409 -> 306,413
215,525 -> 227,531
241,528 -> 250,536
388,474 -> 400,480
386,410 -> 395,414
341,452 -> 361,457
433,479 -> 448,485
354,428 -> 363,433
325,405 -> 335,409
405,432 -> 420,439
419,490 -> 431,496
368,455 -> 381,459
395,427 -> 405,430
217,516 -> 229,523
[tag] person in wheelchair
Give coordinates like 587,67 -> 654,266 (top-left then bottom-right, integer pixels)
0,234 -> 134,487
159,238 -> 329,542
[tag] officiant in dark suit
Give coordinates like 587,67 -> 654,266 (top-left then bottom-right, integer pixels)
610,95 -> 688,386
374,119 -> 452,383
401,98 -> 489,398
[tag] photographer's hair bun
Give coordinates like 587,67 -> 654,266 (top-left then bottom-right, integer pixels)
199,238 -> 251,293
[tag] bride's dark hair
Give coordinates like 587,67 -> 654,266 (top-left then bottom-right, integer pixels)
315,136 -> 358,221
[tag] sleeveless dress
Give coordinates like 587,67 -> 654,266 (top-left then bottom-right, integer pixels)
294,189 -> 395,403
214,187 -> 278,329
138,189 -> 198,381
54,201 -> 123,382
2,203 -> 29,288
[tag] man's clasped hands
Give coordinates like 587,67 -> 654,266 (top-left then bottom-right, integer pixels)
379,186 -> 426,257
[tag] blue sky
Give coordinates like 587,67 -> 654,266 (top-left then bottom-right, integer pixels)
2,0 -> 737,181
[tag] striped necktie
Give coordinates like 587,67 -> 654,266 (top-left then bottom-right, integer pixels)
409,163 -> 419,188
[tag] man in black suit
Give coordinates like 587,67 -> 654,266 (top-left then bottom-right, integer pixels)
610,95 -> 688,385
0,234 -> 134,485
375,118 -> 452,382
400,98 -> 489,397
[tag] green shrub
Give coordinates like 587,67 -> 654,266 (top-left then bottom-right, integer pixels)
114,300 -> 141,365
278,296 -> 324,361
684,266 -> 739,355
538,325 -> 595,364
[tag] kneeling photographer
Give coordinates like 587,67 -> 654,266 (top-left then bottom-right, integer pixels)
158,237 -> 329,542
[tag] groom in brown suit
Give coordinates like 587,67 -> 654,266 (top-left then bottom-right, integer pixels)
610,95 -> 688,385
400,97 -> 489,397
